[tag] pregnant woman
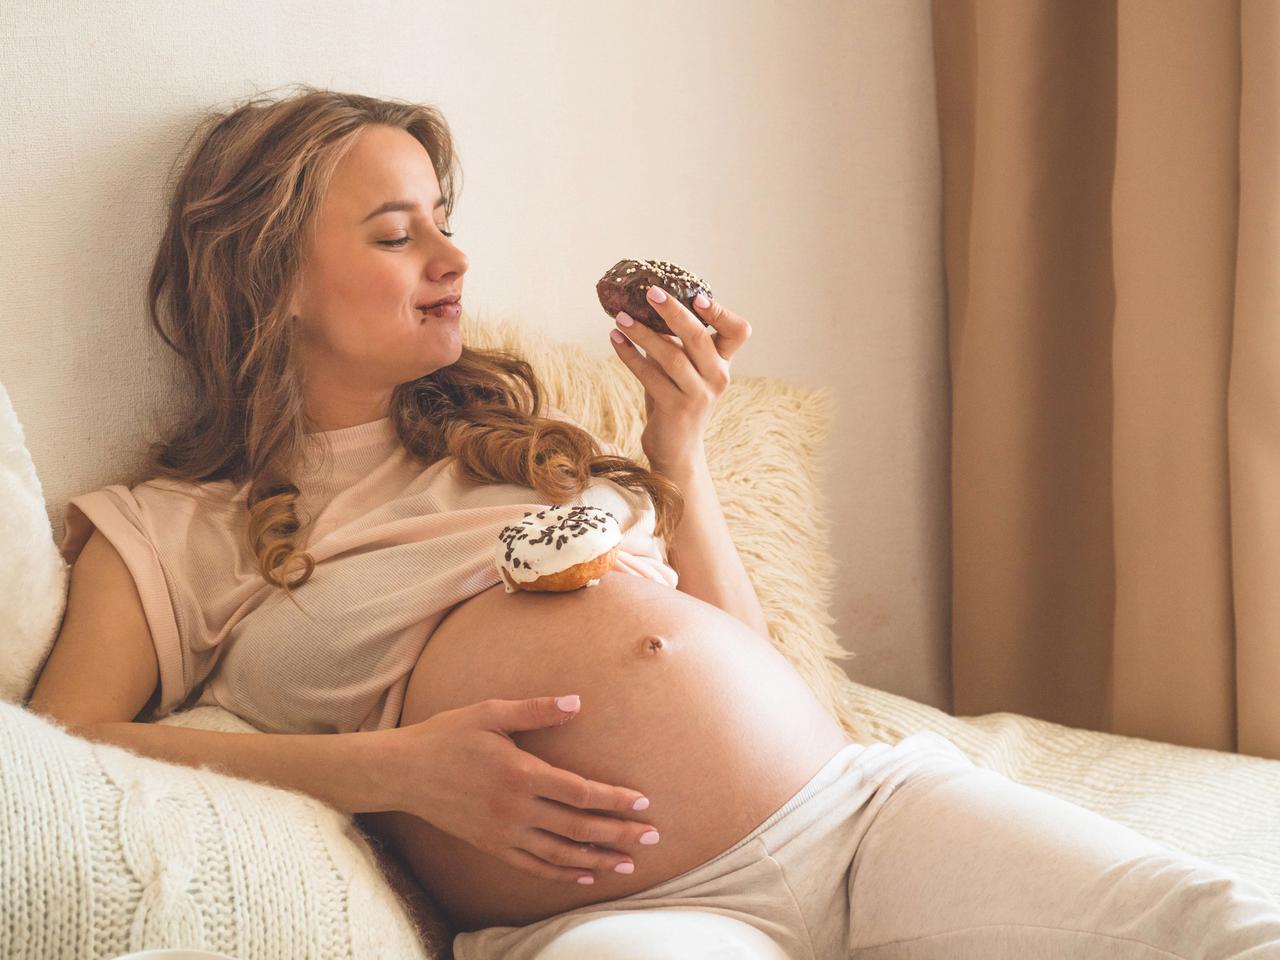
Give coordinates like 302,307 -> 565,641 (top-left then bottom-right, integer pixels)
29,86 -> 1280,960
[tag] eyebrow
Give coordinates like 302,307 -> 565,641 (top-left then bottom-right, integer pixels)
362,197 -> 447,223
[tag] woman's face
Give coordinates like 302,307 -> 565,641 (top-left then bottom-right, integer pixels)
290,123 -> 469,431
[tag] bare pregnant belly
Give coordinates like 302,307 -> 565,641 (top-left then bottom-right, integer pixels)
376,569 -> 852,933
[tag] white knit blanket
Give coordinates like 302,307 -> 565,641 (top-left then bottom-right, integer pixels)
842,680 -> 1280,905
0,701 -> 437,960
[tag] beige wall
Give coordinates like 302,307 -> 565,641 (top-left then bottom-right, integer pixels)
0,0 -> 951,713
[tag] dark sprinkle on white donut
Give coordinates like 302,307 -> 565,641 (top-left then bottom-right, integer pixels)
497,504 -> 619,565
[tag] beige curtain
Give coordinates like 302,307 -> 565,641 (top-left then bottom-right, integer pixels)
932,0 -> 1280,760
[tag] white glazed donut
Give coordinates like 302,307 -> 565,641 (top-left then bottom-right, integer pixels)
494,504 -> 623,593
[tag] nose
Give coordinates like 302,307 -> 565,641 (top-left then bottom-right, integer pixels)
428,239 -> 468,283
451,246 -> 469,277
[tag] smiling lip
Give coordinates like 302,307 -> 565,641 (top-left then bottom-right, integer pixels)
421,293 -> 461,309
424,301 -> 462,319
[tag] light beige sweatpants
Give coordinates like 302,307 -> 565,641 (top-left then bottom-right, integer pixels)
453,731 -> 1280,959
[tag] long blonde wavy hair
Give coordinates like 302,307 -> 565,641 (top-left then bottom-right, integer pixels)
141,84 -> 683,598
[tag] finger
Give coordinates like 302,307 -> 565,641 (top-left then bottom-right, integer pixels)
531,795 -> 659,850
525,829 -> 637,876
644,284 -> 728,382
531,755 -> 652,816
691,294 -> 752,362
508,845 -> 597,884
610,322 -> 687,404
614,311 -> 702,394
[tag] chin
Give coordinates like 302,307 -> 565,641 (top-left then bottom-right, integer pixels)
423,336 -> 463,372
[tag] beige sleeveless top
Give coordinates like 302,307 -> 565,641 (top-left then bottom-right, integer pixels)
59,413 -> 677,734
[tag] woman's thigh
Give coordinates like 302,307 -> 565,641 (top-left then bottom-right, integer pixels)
846,765 -> 1280,959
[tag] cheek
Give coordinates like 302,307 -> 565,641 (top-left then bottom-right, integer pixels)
299,244 -> 423,356
335,252 -> 414,309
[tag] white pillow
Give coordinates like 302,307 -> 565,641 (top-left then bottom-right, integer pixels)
0,381 -> 67,705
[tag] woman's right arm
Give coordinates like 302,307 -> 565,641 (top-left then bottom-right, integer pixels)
72,718 -> 402,815
28,527 -> 401,815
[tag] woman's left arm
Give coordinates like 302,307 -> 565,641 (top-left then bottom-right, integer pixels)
659,453 -> 769,636
608,284 -> 768,636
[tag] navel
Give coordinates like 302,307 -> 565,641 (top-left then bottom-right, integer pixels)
638,633 -> 670,657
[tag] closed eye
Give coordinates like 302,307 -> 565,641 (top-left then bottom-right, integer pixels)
380,229 -> 455,247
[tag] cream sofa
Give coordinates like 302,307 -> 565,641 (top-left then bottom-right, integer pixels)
3,314 -> 1279,960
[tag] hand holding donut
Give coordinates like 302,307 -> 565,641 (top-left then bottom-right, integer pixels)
598,259 -> 752,474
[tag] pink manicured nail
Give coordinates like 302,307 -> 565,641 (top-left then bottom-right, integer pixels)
647,285 -> 667,303
694,293 -> 710,309
639,831 -> 660,845
616,311 -> 635,327
577,875 -> 595,884
632,796 -> 650,811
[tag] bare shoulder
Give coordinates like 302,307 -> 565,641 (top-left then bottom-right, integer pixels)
26,528 -> 160,729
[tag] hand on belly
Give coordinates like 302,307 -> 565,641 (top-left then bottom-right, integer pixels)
386,687 -> 662,887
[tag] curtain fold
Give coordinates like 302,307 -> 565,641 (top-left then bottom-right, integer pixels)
932,0 -> 1280,760
1231,0 -> 1280,760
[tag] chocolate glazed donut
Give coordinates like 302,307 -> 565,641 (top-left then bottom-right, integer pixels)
596,258 -> 715,337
